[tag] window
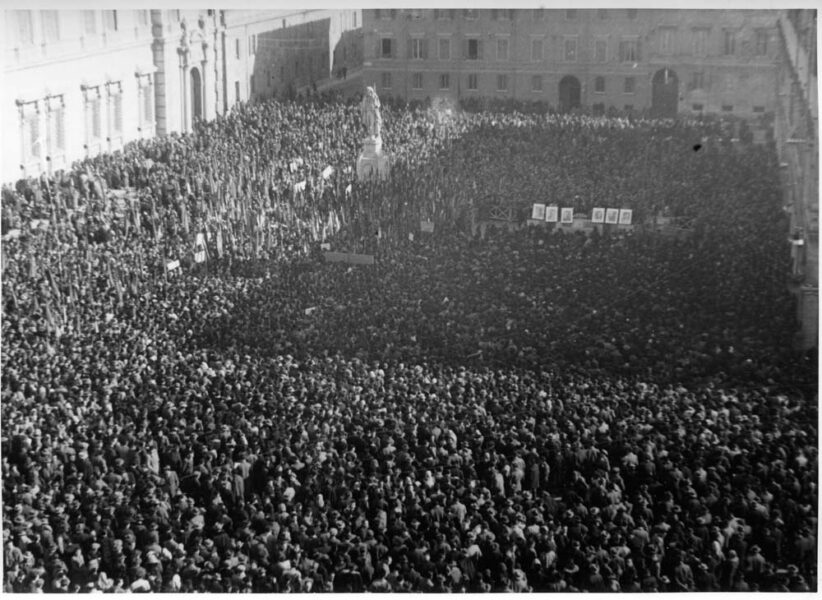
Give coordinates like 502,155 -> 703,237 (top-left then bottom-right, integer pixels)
497,74 -> 508,91
594,76 -> 605,93
566,9 -> 577,19
531,38 -> 543,61
531,75 -> 543,92
439,73 -> 450,90
595,39 -> 607,62
412,72 -> 423,90
723,29 -> 736,55
139,76 -> 154,125
434,9 -> 448,20
753,105 -> 765,113
755,29 -> 768,56
249,35 -> 257,56
497,38 -> 509,61
464,9 -> 478,19
83,11 -> 97,35
108,83 -> 123,137
722,105 -> 733,112
564,37 -> 577,62
381,72 -> 392,88
26,111 -> 41,160
389,10 -> 397,19
492,9 -> 512,20
42,10 -> 60,41
235,39 -> 241,59
724,75 -> 736,92
619,39 -> 639,62
410,9 -> 423,20
138,10 -> 149,26
692,103 -> 704,111
375,9 -> 382,19
235,80 -> 240,103
411,37 -> 425,60
659,28 -> 675,55
693,28 -> 709,57
467,73 -> 478,90
103,10 -> 117,32
439,38 -> 450,60
624,77 -> 635,94
598,9 -> 608,19
381,38 -> 393,58
593,102 -> 605,115
87,91 -> 102,140
46,97 -> 66,154
353,11 -> 357,27
689,71 -> 705,90
467,38 -> 480,60
14,11 -> 34,45
534,8 -> 545,20
627,9 -> 637,19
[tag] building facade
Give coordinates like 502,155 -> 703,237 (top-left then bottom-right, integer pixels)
774,9 -> 817,350
362,9 -> 780,117
2,9 -> 362,183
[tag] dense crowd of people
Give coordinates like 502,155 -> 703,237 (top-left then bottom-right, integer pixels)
1,93 -> 816,592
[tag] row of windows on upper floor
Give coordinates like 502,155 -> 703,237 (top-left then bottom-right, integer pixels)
6,10 -> 151,46
374,31 -> 770,63
373,9 -> 643,21
378,71 -> 763,96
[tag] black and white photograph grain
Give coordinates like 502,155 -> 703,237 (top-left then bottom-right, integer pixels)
0,3 -> 818,594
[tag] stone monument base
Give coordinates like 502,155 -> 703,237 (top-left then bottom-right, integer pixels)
356,136 -> 390,181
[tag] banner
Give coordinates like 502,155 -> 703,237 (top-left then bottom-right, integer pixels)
591,208 -> 605,224
420,221 -> 435,233
545,206 -> 558,223
294,180 -> 307,194
605,208 -> 619,224
531,203 -> 546,221
619,209 -> 633,225
560,208 -> 574,224
322,166 -> 334,179
323,252 -> 375,265
194,232 -> 207,263
166,260 -> 180,271
320,242 -> 331,251
3,229 -> 21,240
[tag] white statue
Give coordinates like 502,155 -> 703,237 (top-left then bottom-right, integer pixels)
360,86 -> 382,140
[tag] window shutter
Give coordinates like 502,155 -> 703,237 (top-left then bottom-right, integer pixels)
478,40 -> 483,60
636,40 -> 642,61
422,38 -> 428,59
375,38 -> 380,58
407,36 -> 412,59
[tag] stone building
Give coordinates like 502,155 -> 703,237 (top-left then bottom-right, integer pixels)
362,9 -> 779,117
1,9 -> 362,182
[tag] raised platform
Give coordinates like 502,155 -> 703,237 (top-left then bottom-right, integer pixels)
356,136 -> 390,181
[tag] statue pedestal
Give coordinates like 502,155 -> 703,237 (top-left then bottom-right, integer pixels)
356,136 -> 390,181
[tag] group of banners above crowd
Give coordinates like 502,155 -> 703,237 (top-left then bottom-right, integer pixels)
531,204 -> 633,226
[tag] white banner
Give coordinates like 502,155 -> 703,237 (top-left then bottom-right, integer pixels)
194,251 -> 207,264
322,166 -> 334,179
166,260 -> 180,271
420,221 -> 435,233
605,208 -> 620,224
294,180 -> 307,193
531,203 -> 546,220
545,206 -> 558,223
591,208 -> 605,224
560,208 -> 574,224
619,209 -> 633,225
